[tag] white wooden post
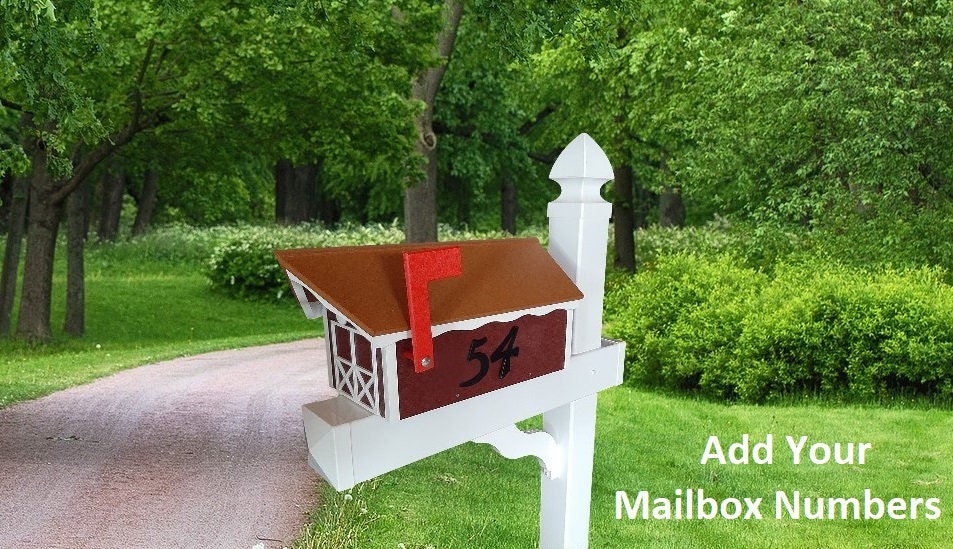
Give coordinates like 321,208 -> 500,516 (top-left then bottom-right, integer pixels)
541,133 -> 613,549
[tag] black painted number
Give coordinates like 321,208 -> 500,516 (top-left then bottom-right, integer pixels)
459,326 -> 520,388
460,337 -> 489,388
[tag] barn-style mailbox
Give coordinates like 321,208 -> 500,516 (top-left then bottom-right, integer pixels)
274,238 -> 583,421
276,134 -> 624,549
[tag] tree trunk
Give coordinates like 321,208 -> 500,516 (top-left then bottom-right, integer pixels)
501,178 -> 517,235
314,165 -> 341,226
0,175 -> 29,336
97,167 -> 126,242
658,187 -> 686,228
294,163 -> 319,223
16,143 -> 61,343
275,159 -> 319,225
0,171 -> 12,232
404,0 -> 464,243
633,182 -> 656,230
275,159 -> 291,224
404,151 -> 439,242
64,181 -> 89,336
612,164 -> 636,272
132,167 -> 159,236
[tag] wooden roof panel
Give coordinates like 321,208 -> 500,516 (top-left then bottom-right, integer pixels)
275,238 -> 582,336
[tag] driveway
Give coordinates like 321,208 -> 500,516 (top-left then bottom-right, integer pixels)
0,339 -> 333,549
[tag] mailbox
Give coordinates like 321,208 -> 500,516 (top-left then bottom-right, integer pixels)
275,134 -> 624,549
275,238 -> 583,420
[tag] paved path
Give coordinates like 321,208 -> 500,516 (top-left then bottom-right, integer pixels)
0,339 -> 334,549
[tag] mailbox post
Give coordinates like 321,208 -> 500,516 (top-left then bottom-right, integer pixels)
276,133 -> 623,549
542,133 -> 613,548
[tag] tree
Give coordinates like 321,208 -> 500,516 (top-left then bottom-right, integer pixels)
2,0 -> 449,339
3,1 -> 299,339
1,1 -> 202,341
401,0 -> 606,241
665,1 -> 953,223
433,12 -> 550,232
281,1 -> 436,225
527,3 -> 693,268
404,0 -> 464,243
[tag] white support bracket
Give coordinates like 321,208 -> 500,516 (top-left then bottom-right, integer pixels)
473,424 -> 563,479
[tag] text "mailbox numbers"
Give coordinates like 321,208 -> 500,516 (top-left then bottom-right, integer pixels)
460,326 -> 520,388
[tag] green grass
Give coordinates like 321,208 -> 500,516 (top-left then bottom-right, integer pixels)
0,236 -> 318,409
301,388 -> 952,548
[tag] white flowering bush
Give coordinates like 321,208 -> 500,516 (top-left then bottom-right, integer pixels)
205,223 -> 404,300
633,218 -> 803,272
204,222 -> 543,300
88,223 -> 242,266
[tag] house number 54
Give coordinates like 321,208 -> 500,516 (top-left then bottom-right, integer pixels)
459,326 -> 520,388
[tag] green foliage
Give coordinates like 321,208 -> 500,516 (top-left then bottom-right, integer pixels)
634,204 -> 953,278
435,13 -> 552,229
606,253 -> 953,404
605,253 -> 767,392
672,0 -> 953,221
805,205 -> 953,279
633,219 -> 807,274
528,1 -> 953,224
205,223 -> 405,300
735,263 -> 953,403
165,166 -> 273,226
88,223 -> 250,265
1,0 -> 57,21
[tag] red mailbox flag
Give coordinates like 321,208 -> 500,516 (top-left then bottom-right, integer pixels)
402,246 -> 463,373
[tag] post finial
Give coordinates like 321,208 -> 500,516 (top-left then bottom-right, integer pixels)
549,133 -> 613,204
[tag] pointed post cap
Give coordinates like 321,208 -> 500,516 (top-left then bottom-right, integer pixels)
549,133 -> 613,203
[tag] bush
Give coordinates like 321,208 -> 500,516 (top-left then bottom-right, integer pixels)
205,223 -> 405,300
87,224 -> 242,267
634,219 -> 807,272
605,253 -> 767,394
734,263 -> 953,402
205,222 -> 546,300
605,253 -> 953,403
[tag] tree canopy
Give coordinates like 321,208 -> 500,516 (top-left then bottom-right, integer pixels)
2,0 -> 953,340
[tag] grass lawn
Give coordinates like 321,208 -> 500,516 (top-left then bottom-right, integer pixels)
0,245 -> 317,409
299,387 -> 952,548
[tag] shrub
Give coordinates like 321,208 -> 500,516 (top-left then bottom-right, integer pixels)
87,224 -> 242,267
634,219 -> 805,272
605,253 -> 767,393
733,263 -> 953,402
606,253 -> 953,403
205,223 -> 405,300
205,222 -> 546,300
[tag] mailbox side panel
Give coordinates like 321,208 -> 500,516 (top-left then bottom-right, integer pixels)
396,309 -> 567,419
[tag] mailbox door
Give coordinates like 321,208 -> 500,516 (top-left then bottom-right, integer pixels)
326,310 -> 387,418
395,309 -> 568,419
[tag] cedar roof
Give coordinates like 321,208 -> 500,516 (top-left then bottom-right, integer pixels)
275,238 -> 582,337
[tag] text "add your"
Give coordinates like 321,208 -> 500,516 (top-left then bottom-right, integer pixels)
700,435 -> 872,465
